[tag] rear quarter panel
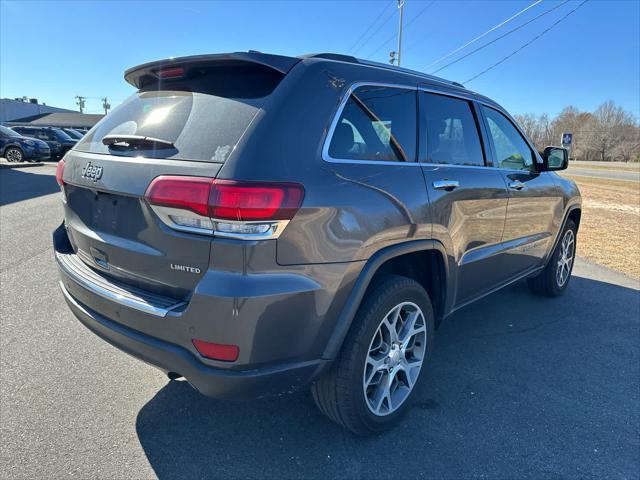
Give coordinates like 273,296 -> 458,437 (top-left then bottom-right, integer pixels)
218,59 -> 434,265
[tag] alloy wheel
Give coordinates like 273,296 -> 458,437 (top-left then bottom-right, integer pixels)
363,301 -> 427,416
6,148 -> 22,162
556,229 -> 575,287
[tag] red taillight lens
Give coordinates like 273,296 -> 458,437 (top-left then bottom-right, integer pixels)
209,180 -> 304,221
144,176 -> 304,222
192,339 -> 239,362
144,176 -> 213,217
55,159 -> 65,186
156,67 -> 185,78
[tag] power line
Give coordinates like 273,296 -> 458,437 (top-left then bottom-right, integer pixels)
347,0 -> 394,54
432,0 -> 570,75
367,1 -> 435,58
463,0 -> 590,84
352,4 -> 399,56
424,0 -> 543,70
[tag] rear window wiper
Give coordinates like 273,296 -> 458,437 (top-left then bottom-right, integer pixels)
102,134 -> 175,149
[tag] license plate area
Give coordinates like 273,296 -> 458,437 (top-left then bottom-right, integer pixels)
66,185 -> 145,235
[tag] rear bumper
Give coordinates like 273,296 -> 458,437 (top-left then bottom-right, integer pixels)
52,223 -> 350,399
60,282 -> 327,399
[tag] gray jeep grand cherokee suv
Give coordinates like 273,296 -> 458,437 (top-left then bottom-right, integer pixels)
54,51 -> 581,435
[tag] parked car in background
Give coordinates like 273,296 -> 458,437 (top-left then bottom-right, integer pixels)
11,126 -> 76,159
53,51 -> 581,435
61,128 -> 86,140
0,125 -> 50,162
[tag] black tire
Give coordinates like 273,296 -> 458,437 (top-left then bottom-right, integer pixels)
528,219 -> 577,297
311,275 -> 435,435
5,147 -> 23,163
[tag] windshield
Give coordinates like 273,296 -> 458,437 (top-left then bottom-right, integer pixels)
75,66 -> 283,162
0,126 -> 21,137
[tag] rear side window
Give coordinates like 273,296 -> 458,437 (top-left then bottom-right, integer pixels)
75,66 -> 284,162
422,93 -> 485,166
482,106 -> 534,171
328,86 -> 417,162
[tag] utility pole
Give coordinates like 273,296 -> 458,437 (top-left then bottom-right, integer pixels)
75,96 -> 85,113
101,97 -> 111,115
396,0 -> 405,67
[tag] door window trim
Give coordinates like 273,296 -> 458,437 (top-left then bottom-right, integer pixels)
322,82 -> 419,165
322,81 -> 541,171
418,89 -> 489,168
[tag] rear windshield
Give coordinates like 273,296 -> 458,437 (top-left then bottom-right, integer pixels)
75,66 -> 283,162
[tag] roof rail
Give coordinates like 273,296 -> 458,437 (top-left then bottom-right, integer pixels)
298,53 -> 360,63
356,58 -> 464,88
299,53 -> 465,90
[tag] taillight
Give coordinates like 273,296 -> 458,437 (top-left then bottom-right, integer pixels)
55,159 -> 65,186
209,180 -> 304,221
144,176 -> 304,239
145,176 -> 212,217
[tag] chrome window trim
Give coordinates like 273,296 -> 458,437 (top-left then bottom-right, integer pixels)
477,101 -> 545,168
419,86 -> 477,102
322,82 -> 491,169
321,82 -> 419,165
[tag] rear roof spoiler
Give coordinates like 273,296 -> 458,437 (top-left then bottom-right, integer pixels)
124,51 -> 301,88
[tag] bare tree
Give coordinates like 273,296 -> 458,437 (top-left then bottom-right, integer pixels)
515,101 -> 639,162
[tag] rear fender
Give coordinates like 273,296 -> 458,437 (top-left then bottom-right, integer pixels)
321,240 -> 452,360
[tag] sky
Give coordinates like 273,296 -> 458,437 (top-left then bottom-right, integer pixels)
1,0 -> 638,118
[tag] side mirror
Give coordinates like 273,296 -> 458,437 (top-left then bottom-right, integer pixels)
541,146 -> 568,171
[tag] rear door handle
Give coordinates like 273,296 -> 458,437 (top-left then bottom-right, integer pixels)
508,180 -> 526,190
433,180 -> 460,191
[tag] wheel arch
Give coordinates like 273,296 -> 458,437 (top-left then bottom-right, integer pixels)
544,203 -> 581,266
567,206 -> 581,229
321,240 -> 453,360
3,143 -> 23,156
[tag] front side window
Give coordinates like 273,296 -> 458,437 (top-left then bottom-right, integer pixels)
482,106 -> 534,171
423,93 -> 485,166
328,86 -> 417,162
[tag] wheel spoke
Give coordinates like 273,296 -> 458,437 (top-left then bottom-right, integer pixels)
401,313 -> 425,348
382,305 -> 401,343
372,383 -> 391,414
364,356 -> 387,387
398,359 -> 419,389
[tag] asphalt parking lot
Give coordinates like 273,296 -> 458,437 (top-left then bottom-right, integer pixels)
1,164 -> 638,479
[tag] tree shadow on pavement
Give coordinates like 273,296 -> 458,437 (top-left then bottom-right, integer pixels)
136,276 -> 639,480
0,166 -> 59,206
